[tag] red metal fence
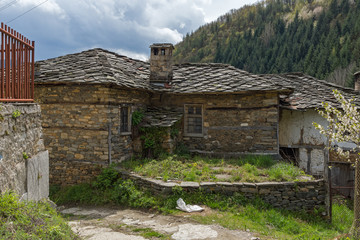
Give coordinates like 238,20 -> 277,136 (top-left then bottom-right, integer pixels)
0,22 -> 35,102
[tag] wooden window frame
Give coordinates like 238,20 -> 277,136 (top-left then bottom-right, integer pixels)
120,105 -> 131,135
184,104 -> 204,137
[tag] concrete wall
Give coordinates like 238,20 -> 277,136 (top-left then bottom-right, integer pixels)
279,109 -> 328,147
35,84 -> 150,185
0,103 -> 49,201
151,92 -> 280,157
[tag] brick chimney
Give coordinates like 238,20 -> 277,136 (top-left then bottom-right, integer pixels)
355,71 -> 360,91
150,43 -> 174,85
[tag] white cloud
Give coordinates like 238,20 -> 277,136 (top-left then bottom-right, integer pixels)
0,0 -> 259,60
112,48 -> 148,61
17,0 -> 66,18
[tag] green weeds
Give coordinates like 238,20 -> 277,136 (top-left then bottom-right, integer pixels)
11,109 -> 21,119
119,154 -> 311,183
0,191 -> 78,239
49,165 -> 353,240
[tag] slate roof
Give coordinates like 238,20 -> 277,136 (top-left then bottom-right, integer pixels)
164,63 -> 292,93
35,48 -> 360,110
142,107 -> 183,127
261,73 -> 360,110
35,48 -> 291,94
35,48 -> 151,90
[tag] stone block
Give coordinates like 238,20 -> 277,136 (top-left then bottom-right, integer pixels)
256,182 -> 283,188
27,151 -> 49,201
180,182 -> 200,188
259,188 -> 271,194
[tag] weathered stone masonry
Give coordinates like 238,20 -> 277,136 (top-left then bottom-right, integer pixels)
0,103 -> 49,200
34,47 -> 294,186
119,170 -> 326,211
35,84 -> 150,185
151,92 -> 280,157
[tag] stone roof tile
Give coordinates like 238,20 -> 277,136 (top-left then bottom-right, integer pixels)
143,107 -> 183,127
261,73 -> 360,110
35,48 -> 291,94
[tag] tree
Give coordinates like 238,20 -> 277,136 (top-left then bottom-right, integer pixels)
313,90 -> 360,239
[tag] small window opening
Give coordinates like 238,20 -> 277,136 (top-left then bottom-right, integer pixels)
161,48 -> 166,55
185,105 -> 203,136
153,48 -> 159,56
120,107 -> 130,133
280,147 -> 299,166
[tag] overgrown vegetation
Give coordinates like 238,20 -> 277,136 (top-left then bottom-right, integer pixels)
119,154 -> 311,182
174,0 -> 360,86
131,110 -> 144,126
0,191 -> 78,239
140,127 -> 168,158
50,166 -> 353,239
11,109 -> 21,119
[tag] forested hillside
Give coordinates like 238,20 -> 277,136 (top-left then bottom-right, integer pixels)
173,0 -> 360,86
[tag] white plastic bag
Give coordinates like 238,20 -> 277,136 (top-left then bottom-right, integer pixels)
176,198 -> 204,213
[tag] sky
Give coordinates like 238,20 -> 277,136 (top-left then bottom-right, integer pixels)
0,0 -> 258,61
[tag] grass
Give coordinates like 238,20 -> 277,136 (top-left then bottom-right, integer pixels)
49,166 -> 354,240
133,228 -> 169,239
191,203 -> 353,240
0,191 -> 78,240
119,154 -> 312,183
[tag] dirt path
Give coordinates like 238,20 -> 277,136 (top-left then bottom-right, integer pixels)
60,206 -> 259,240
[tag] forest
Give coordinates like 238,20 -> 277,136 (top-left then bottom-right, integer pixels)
173,0 -> 360,87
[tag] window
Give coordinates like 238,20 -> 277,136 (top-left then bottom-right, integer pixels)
153,48 -> 159,56
161,48 -> 166,55
120,106 -> 131,134
184,104 -> 203,136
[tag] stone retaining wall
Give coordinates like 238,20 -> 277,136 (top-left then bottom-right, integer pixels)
119,170 -> 327,211
0,103 -> 49,200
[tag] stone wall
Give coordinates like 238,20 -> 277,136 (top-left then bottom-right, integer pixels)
35,84 -> 150,185
0,103 -> 49,200
151,92 -> 280,157
119,170 -> 326,211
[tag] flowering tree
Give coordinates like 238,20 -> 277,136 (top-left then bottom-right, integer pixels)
313,89 -> 360,238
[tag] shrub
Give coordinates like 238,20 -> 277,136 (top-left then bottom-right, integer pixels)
0,191 -> 77,239
93,165 -> 119,190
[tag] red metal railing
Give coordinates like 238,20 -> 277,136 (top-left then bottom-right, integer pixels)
0,22 -> 35,102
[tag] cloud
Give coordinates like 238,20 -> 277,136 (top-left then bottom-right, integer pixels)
112,48 -> 148,62
17,0 -> 66,18
0,0 -> 258,60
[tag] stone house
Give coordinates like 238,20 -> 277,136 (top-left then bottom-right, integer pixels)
34,43 -> 358,185
34,44 -> 294,185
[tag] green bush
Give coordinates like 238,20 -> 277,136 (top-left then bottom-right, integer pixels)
112,179 -> 157,208
93,165 -> 119,190
131,110 -> 144,126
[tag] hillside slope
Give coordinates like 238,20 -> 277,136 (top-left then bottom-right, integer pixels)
173,0 -> 360,86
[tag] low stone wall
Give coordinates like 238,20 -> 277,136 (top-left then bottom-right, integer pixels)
0,103 -> 49,201
118,170 -> 326,211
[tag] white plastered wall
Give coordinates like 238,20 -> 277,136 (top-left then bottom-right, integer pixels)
279,109 -> 328,175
